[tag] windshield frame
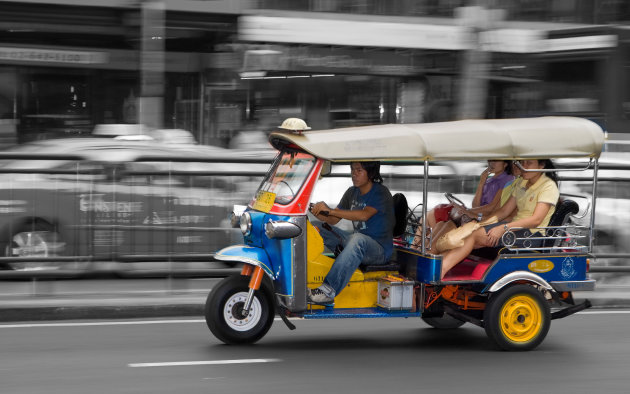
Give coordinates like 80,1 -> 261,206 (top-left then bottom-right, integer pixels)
249,150 -> 320,215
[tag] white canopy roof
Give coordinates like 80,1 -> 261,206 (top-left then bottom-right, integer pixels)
269,117 -> 604,162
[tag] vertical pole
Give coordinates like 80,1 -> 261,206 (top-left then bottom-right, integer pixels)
198,72 -> 205,144
421,160 -> 429,254
139,0 -> 165,130
455,5 -> 503,120
589,159 -> 599,253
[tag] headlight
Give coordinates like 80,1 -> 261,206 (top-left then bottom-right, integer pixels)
230,212 -> 240,228
230,205 -> 247,228
240,211 -> 252,236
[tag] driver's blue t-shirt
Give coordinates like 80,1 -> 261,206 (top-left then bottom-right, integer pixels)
338,183 -> 394,259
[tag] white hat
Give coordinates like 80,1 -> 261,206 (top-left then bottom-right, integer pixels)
278,118 -> 311,131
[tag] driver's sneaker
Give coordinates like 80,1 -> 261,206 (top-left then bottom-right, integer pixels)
308,287 -> 334,304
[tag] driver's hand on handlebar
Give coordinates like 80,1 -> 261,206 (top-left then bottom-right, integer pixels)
310,201 -> 331,217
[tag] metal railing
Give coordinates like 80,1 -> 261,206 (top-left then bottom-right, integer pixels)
0,153 -> 627,278
0,151 -> 272,278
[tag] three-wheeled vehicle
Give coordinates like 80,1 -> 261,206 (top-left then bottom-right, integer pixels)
205,117 -> 604,351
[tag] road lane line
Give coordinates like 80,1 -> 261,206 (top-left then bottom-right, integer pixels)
0,317 -> 295,328
128,359 -> 282,368
0,319 -> 205,328
578,310 -> 630,315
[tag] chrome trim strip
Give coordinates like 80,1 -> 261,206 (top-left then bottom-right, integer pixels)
487,271 -> 553,293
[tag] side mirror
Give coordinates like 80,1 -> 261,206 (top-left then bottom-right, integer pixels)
321,160 -> 331,176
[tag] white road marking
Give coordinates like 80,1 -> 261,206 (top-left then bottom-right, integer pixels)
0,319 -> 205,328
578,310 -> 630,315
128,359 -> 282,368
0,317 -> 294,328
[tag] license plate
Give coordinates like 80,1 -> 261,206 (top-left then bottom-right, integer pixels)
252,190 -> 276,213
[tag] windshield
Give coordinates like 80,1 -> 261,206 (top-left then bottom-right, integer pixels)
251,151 -> 316,211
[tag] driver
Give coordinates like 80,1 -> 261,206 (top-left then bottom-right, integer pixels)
309,161 -> 394,304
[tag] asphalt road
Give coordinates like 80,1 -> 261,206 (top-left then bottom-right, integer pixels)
1,311 -> 629,394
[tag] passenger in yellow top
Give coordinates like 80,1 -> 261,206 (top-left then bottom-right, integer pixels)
439,159 -> 559,279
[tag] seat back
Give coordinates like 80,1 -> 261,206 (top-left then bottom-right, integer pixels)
360,193 -> 407,273
392,193 -> 409,238
542,198 -> 579,247
548,199 -> 579,227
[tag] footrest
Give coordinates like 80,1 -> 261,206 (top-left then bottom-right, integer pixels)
308,301 -> 335,308
360,262 -> 401,272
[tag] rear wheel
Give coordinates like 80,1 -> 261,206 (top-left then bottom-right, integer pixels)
484,284 -> 550,351
205,275 -> 275,344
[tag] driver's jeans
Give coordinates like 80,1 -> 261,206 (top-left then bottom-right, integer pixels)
315,224 -> 387,296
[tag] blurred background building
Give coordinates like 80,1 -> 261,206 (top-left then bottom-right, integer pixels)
0,0 -> 628,148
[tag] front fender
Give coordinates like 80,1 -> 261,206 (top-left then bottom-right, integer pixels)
215,245 -> 275,279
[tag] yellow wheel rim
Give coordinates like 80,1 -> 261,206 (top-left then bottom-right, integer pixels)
499,294 -> 543,343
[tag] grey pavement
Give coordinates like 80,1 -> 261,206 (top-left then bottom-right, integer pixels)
0,277 -> 629,323
0,277 -> 219,322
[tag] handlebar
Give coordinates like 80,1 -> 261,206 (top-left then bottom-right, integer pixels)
309,203 -> 329,216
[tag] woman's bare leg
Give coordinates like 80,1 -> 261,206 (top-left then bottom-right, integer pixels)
440,227 -> 488,278
427,209 -> 437,228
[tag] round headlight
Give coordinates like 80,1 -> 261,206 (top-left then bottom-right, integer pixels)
240,211 -> 252,236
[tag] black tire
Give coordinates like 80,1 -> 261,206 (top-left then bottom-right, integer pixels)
205,275 -> 275,345
422,313 -> 466,329
483,284 -> 551,351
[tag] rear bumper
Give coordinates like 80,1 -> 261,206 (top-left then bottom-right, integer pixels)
550,279 -> 596,292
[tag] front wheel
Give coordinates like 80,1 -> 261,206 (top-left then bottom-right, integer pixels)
484,284 -> 550,351
205,275 -> 275,345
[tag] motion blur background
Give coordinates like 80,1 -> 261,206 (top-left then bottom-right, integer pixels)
0,0 -> 629,145
0,0 -> 629,280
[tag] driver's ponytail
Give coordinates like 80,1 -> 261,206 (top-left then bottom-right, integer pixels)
359,161 -> 383,184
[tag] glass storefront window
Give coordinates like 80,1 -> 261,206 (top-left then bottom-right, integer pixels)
19,71 -> 91,142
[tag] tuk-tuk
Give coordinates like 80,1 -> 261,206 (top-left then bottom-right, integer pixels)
205,117 -> 604,351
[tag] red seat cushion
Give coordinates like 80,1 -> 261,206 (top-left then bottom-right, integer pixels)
442,258 -> 492,281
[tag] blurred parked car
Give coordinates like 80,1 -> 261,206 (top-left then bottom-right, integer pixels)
0,137 -> 272,271
559,150 -> 630,274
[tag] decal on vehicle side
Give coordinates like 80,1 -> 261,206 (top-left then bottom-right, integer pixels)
143,212 -> 208,225
528,259 -> 554,273
79,194 -> 143,213
176,236 -> 202,244
560,256 -> 577,279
